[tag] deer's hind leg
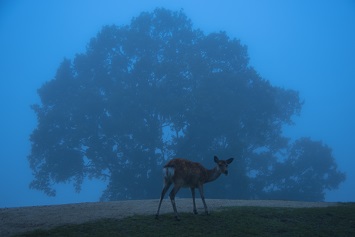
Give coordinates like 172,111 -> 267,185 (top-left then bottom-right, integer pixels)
169,185 -> 181,220
155,181 -> 172,219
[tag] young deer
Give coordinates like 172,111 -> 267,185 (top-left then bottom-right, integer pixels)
155,156 -> 234,220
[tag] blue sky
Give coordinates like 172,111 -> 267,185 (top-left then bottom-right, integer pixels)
0,0 -> 354,207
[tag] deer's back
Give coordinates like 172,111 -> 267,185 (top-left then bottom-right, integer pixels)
164,158 -> 208,186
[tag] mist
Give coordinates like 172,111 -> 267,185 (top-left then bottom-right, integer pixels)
1,0 -> 354,208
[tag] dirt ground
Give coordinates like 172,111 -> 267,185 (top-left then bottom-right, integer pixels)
0,199 -> 338,237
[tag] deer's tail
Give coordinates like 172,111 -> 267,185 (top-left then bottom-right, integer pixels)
163,165 -> 175,183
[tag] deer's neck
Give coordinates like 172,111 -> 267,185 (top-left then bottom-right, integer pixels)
205,167 -> 222,183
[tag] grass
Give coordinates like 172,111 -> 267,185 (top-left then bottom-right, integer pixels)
16,203 -> 355,237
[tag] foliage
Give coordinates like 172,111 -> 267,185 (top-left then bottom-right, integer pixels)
248,138 -> 346,200
28,8 -> 345,201
18,204 -> 355,237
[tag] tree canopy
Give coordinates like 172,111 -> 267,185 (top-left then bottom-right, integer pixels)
28,8 -> 345,201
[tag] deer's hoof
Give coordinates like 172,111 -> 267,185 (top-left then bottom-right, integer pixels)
155,214 -> 159,220
193,210 -> 198,215
175,216 -> 181,221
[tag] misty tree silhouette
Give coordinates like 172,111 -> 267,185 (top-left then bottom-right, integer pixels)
28,8 -> 345,201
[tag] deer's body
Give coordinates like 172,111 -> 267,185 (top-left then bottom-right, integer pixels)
155,156 -> 234,220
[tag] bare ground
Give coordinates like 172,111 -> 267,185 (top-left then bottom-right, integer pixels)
0,199 -> 338,237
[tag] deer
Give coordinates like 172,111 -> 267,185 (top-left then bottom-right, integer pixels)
155,155 -> 234,220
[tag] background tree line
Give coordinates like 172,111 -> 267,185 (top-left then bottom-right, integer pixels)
28,8 -> 345,201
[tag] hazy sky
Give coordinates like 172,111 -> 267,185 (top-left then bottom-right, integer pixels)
1,0 -> 354,208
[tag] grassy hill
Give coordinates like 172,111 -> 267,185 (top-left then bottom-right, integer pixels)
17,203 -> 355,237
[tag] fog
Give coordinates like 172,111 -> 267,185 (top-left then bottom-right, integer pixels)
0,0 -> 354,208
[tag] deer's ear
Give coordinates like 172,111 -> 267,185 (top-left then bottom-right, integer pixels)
226,158 -> 234,164
214,156 -> 219,163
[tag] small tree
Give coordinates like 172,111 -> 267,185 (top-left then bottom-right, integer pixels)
271,138 -> 345,201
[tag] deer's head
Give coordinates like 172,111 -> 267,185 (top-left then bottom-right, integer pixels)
214,155 -> 234,175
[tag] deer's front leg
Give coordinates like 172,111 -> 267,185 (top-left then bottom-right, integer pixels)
190,188 -> 198,214
198,185 -> 209,215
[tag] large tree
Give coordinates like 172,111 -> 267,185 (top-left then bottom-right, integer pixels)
28,8 -> 345,201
